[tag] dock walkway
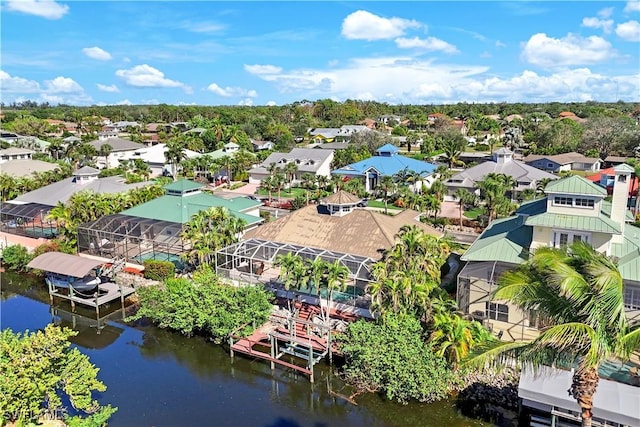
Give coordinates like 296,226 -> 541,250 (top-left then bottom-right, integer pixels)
48,281 -> 136,317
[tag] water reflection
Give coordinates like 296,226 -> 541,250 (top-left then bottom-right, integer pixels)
1,272 -> 488,427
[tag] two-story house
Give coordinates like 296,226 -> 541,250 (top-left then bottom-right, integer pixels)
457,164 -> 640,341
87,137 -> 146,169
248,148 -> 334,185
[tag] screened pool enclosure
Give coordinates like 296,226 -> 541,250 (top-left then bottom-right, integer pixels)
1,202 -> 57,239
77,214 -> 186,269
216,238 -> 375,309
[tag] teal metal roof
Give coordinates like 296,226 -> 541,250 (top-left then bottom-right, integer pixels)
516,198 -> 547,216
614,163 -> 635,174
600,200 -> 635,222
611,224 -> 640,282
121,192 -> 262,225
544,175 -> 607,197
525,212 -> 621,234
164,179 -> 204,193
460,215 -> 532,264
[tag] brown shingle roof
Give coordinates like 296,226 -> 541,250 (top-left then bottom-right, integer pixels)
322,190 -> 361,205
243,205 -> 443,259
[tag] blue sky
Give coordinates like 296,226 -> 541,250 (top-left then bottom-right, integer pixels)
1,1 -> 639,106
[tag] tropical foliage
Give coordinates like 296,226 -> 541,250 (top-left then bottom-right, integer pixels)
129,266 -> 273,343
0,244 -> 32,272
338,313 -> 457,404
0,325 -> 116,426
465,242 -> 640,427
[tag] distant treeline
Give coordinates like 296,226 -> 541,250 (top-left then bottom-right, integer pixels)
2,99 -> 639,128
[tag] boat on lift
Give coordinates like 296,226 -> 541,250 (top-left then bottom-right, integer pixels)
27,252 -> 109,293
45,271 -> 102,292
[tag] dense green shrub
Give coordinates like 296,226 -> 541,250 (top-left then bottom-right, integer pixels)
1,244 -> 33,272
129,267 -> 273,342
143,259 -> 176,281
338,313 -> 457,404
0,325 -> 116,425
289,195 -> 307,210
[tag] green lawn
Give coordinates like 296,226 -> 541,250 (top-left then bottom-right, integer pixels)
463,207 -> 484,219
256,187 -> 307,198
367,200 -> 403,210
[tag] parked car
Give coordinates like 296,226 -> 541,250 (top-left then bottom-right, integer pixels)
357,198 -> 368,207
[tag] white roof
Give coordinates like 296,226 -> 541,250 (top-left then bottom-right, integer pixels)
128,143 -> 200,164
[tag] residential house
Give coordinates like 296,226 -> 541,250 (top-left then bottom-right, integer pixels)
444,148 -> 557,201
587,166 -> 639,211
332,143 -> 437,192
126,143 -> 200,177
376,114 -> 402,125
98,130 -> 118,140
251,139 -> 274,151
216,190 -> 442,315
248,148 -> 334,185
2,166 -> 148,239
0,147 -> 59,178
524,152 -> 602,173
76,180 -> 262,267
308,125 -> 370,143
87,137 -> 146,169
310,142 -> 349,151
0,147 -> 35,162
602,155 -> 629,168
457,165 -> 640,341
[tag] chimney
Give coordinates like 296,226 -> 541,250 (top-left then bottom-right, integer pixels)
610,164 -> 633,244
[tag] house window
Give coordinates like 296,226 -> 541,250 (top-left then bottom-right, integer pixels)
624,287 -> 640,311
553,196 -> 572,206
552,231 -> 590,247
574,198 -> 594,208
486,302 -> 509,322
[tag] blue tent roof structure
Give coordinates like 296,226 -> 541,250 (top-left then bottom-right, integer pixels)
332,146 -> 436,177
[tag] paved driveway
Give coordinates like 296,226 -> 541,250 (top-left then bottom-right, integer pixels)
227,182 -> 260,195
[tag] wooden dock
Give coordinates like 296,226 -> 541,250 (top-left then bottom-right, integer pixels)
229,303 -> 338,383
48,281 -> 136,317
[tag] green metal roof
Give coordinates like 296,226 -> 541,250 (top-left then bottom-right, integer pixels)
544,175 -> 607,197
600,200 -> 635,222
525,212 -> 621,234
516,198 -> 547,216
121,192 -> 262,225
614,163 -> 635,174
460,215 -> 532,264
164,179 -> 204,193
611,224 -> 640,282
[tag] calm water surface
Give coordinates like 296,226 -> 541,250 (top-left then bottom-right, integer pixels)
1,272 -> 487,427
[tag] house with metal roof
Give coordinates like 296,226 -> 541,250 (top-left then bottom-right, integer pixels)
332,143 -> 437,192
76,180 -> 262,269
457,165 -> 640,341
248,148 -> 334,185
444,148 -> 557,201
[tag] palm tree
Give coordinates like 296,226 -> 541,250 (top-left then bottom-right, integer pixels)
300,173 -> 316,205
274,253 -> 305,309
284,161 -> 298,188
435,164 -> 453,181
260,175 -> 275,204
164,140 -> 188,181
377,175 -> 396,214
303,257 -> 327,298
465,242 -> 640,427
323,260 -> 350,321
453,188 -> 474,231
98,144 -> 112,169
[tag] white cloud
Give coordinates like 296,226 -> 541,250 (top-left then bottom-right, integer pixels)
238,98 -> 254,106
244,64 -> 283,75
178,21 -> 225,33
115,64 -> 188,91
247,56 -> 640,103
97,83 -> 119,93
495,40 -> 507,48
265,101 -> 277,106
341,10 -> 420,41
395,36 -> 458,53
625,1 -> 640,13
207,83 -> 258,98
82,47 -> 112,61
44,76 -> 83,93
598,7 -> 614,18
4,0 -> 69,19
521,33 -> 616,68
0,70 -> 41,93
116,99 -> 132,105
581,17 -> 614,33
616,20 -> 640,41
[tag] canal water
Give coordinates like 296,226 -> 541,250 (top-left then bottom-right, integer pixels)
1,272 -> 488,427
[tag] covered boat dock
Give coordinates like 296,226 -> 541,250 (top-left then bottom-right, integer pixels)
27,252 -> 135,317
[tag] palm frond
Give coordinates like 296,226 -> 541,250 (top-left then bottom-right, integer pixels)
462,340 -> 529,369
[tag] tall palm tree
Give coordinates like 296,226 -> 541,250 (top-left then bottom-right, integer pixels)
274,253 -> 304,308
284,161 -> 298,188
377,175 -> 396,214
98,144 -> 112,169
300,173 -> 316,205
465,242 -> 640,427
164,140 -> 188,181
453,188 -> 474,231
323,260 -> 350,321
